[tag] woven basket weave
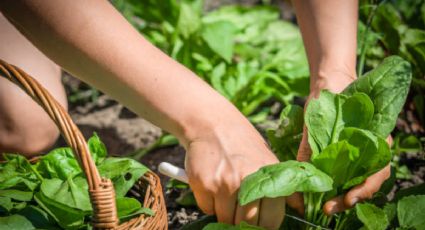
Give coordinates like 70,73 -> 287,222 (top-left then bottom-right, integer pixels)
0,59 -> 168,230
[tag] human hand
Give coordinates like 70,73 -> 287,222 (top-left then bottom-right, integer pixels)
184,119 -> 285,229
296,71 -> 392,215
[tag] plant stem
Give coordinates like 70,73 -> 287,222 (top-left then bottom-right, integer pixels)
357,0 -> 386,76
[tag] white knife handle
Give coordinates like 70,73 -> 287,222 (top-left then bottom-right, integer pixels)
158,162 -> 189,184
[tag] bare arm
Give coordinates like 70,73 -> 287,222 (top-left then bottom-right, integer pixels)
0,0 -> 236,145
293,0 -> 358,94
0,0 -> 284,228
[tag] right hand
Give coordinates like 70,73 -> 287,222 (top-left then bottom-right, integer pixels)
184,120 -> 285,229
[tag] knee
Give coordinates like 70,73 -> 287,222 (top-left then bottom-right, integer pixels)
0,114 -> 60,157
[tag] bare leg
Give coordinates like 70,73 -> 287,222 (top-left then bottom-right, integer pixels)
0,13 -> 67,157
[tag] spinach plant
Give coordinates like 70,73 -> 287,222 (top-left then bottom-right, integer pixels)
0,134 -> 153,229
238,56 -> 412,229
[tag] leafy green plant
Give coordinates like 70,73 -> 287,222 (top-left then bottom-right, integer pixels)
237,56 -> 412,229
0,134 -> 153,229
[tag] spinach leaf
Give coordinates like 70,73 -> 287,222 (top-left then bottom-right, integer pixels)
238,161 -> 333,205
305,91 -> 374,154
356,203 -> 389,230
0,154 -> 39,191
36,147 -> 81,180
397,195 -> 425,229
17,205 -> 59,229
203,221 -> 264,230
311,140 -> 359,196
116,197 -> 154,221
176,1 -> 202,39
201,21 -> 237,63
0,197 -> 13,213
40,177 -> 91,212
0,215 -> 35,230
383,203 -> 397,226
343,56 -> 412,138
267,104 -> 304,161
88,133 -> 107,164
34,192 -> 85,229
338,127 -> 391,189
0,189 -> 32,201
98,158 -> 148,197
116,197 -> 141,217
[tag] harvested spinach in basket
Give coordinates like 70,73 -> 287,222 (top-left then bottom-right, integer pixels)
0,134 -> 153,230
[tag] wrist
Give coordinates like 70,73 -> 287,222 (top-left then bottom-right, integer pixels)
310,68 -> 357,97
176,98 -> 254,149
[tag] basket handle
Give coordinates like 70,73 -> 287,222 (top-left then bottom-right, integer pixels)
0,59 -> 118,229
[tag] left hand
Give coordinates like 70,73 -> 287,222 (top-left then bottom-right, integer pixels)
292,71 -> 392,216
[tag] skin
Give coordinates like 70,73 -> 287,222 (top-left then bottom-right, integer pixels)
0,0 -> 390,228
0,13 -> 67,156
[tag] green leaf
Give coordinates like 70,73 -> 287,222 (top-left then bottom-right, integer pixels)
383,203 -> 397,225
0,215 -> 35,230
0,154 -> 39,191
394,183 -> 425,202
17,205 -> 59,229
311,141 -> 359,193
238,161 -> 333,205
116,197 -> 154,221
343,56 -> 412,138
341,93 -> 374,129
338,128 -> 391,189
116,197 -> 141,217
177,2 -> 201,38
210,62 -> 228,97
118,207 -> 154,222
201,21 -> 237,63
88,133 -> 107,163
34,192 -> 85,229
0,190 -> 32,201
371,3 -> 402,53
306,91 -> 375,154
267,104 -> 304,161
98,158 -> 148,197
176,190 -> 197,207
36,147 -> 82,180
356,203 -> 389,230
181,215 -> 217,230
0,197 -> 13,213
203,221 -> 264,230
40,177 -> 91,212
397,195 -> 425,229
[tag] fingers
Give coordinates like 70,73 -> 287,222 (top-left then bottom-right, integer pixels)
192,188 -> 215,215
323,195 -> 345,216
323,165 -> 391,215
235,200 -> 260,225
286,192 -> 304,215
214,190 -> 238,224
297,126 -> 312,162
343,165 -> 390,208
258,197 -> 285,230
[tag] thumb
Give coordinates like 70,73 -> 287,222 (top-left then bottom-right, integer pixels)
297,126 -> 312,162
286,192 -> 304,215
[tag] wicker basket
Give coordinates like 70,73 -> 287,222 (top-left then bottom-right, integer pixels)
0,59 -> 168,230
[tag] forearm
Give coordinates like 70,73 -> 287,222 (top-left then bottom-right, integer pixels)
292,0 -> 358,93
0,0 -> 247,146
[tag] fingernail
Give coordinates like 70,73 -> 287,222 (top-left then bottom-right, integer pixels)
349,197 -> 359,207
